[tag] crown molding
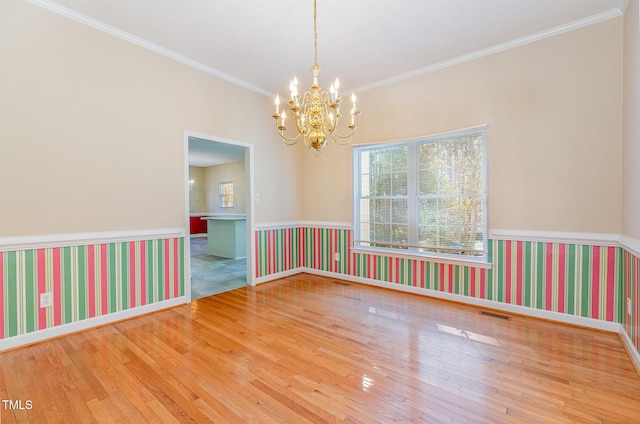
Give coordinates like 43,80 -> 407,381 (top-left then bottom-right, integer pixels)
619,0 -> 630,13
26,0 -> 272,97
352,8 -> 623,94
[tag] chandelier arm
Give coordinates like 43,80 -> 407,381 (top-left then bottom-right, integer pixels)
330,115 -> 359,142
330,128 -> 355,140
297,100 -> 313,136
317,102 -> 335,133
301,91 -> 313,107
275,120 -> 303,144
329,131 -> 354,145
295,115 -> 310,136
278,132 -> 303,144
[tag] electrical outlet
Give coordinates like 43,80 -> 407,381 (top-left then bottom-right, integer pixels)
628,297 -> 632,316
334,252 -> 340,262
40,292 -> 53,308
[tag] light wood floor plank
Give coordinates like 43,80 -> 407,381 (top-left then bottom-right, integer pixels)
1,273 -> 640,423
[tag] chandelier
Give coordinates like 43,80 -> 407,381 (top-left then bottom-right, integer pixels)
272,0 -> 360,154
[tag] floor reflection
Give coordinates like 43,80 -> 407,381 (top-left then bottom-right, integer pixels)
437,323 -> 502,347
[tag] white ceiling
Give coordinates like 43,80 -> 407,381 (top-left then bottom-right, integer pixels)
188,137 -> 245,167
35,0 -> 625,97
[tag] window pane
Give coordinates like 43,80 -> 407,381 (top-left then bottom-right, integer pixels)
392,146 -> 408,171
361,174 -> 370,197
419,143 -> 437,166
460,197 -> 483,227
391,199 -> 408,224
437,168 -> 456,195
420,169 -> 437,195
461,166 -> 482,194
392,172 -> 407,196
438,198 -> 460,227
418,198 -> 438,227
372,199 -> 390,223
361,151 -> 370,174
371,173 -> 391,196
418,226 -> 439,248
360,222 -> 372,242
391,224 -> 408,246
359,199 -> 371,223
374,224 -> 391,243
460,227 -> 484,251
379,150 -> 392,174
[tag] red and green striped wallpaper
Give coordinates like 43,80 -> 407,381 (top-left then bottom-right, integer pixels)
256,227 -> 636,347
0,237 -> 186,341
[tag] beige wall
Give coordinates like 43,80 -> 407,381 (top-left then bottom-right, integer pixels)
302,18 -> 623,234
624,1 -> 640,241
0,0 -> 302,237
203,161 -> 246,214
0,0 -> 626,237
188,166 -> 206,213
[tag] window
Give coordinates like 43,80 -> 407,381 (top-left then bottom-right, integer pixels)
353,126 -> 487,263
219,182 -> 234,208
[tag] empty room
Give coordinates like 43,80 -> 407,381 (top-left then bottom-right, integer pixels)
1,0 -> 640,422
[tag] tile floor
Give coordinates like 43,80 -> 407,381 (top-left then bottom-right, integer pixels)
190,237 -> 247,299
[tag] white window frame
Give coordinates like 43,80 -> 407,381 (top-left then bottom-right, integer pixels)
352,126 -> 490,268
219,181 -> 234,209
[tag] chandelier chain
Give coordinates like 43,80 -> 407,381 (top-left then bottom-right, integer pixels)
313,0 -> 318,67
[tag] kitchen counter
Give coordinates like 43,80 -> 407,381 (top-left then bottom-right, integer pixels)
201,216 -> 246,259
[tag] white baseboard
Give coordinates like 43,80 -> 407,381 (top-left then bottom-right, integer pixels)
253,269 -> 300,285
0,297 -> 188,352
298,267 -> 622,333
619,326 -> 640,376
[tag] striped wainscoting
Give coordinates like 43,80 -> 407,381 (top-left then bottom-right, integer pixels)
255,227 -> 303,277
255,227 -> 624,323
623,249 -> 640,354
0,237 -> 186,342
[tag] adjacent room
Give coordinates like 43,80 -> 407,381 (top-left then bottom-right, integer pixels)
1,0 -> 640,422
187,137 -> 249,299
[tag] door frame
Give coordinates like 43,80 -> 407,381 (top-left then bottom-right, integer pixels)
183,130 -> 256,302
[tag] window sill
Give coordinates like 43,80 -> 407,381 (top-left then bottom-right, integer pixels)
350,247 -> 493,269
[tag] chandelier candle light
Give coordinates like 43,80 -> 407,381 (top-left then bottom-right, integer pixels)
272,0 -> 360,154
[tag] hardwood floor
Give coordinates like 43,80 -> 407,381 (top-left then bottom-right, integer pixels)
1,273 -> 639,423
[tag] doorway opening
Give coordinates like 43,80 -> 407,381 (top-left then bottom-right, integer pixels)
185,133 -> 254,300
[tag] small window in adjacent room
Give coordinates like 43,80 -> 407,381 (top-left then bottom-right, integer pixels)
219,182 -> 234,208
353,126 -> 488,264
